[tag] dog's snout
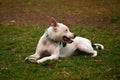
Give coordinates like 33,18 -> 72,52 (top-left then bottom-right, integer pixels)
70,33 -> 74,39
71,33 -> 75,39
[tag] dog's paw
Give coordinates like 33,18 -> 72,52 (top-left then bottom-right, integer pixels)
91,51 -> 97,57
36,60 -> 42,64
25,56 -> 37,63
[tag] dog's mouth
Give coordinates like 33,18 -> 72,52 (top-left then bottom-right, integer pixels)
63,36 -> 73,43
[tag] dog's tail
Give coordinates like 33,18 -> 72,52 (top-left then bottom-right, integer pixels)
92,43 -> 104,50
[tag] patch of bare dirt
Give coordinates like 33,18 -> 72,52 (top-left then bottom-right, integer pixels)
0,0 -> 120,31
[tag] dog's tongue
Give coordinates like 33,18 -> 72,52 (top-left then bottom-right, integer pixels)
63,36 -> 73,43
68,39 -> 73,43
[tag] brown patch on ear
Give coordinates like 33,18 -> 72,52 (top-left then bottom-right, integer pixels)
51,17 -> 58,27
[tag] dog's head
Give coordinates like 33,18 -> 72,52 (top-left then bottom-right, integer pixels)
47,17 -> 74,43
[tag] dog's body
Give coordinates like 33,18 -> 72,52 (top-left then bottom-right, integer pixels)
25,18 -> 104,63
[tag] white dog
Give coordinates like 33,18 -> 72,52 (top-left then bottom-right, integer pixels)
25,17 -> 104,64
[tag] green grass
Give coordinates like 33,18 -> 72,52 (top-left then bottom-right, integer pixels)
0,25 -> 120,80
111,16 -> 120,23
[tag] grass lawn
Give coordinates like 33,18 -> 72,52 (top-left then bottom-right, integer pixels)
0,24 -> 120,80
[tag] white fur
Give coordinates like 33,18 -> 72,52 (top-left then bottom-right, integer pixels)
25,18 -> 104,63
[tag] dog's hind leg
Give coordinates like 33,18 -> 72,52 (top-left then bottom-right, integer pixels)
77,44 -> 97,57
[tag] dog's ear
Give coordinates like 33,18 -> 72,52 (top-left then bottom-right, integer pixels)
51,17 -> 58,27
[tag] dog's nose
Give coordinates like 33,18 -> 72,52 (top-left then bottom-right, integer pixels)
73,35 -> 77,38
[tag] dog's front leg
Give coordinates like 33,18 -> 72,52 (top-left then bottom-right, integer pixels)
25,40 -> 44,62
36,45 -> 60,63
36,53 -> 59,63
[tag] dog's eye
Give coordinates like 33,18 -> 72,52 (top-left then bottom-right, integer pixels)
65,29 -> 68,32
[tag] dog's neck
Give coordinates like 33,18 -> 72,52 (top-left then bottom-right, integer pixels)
46,33 -> 58,43
45,28 -> 58,44
45,29 -> 67,47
